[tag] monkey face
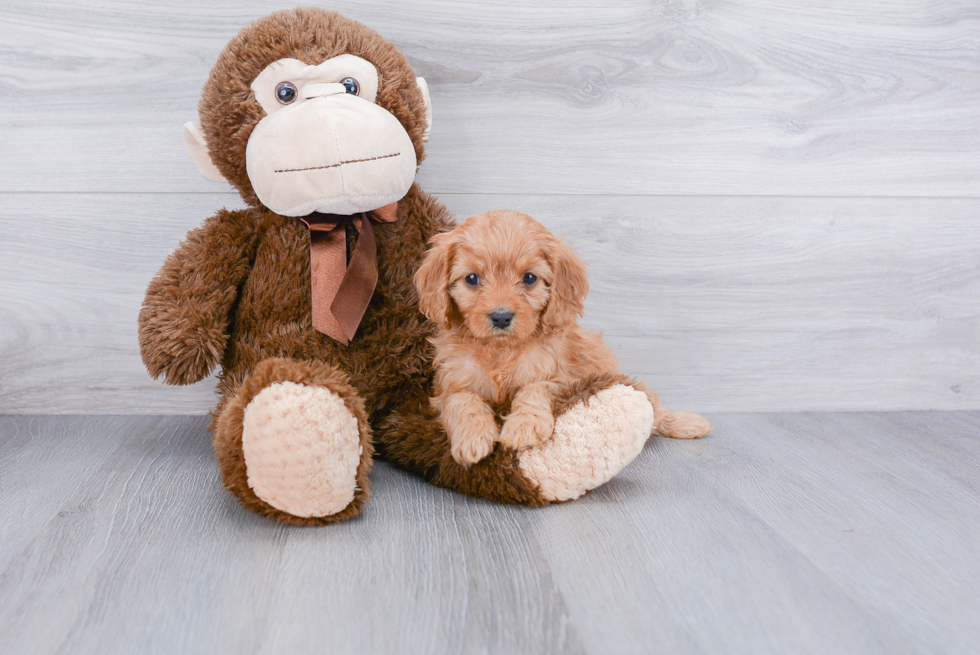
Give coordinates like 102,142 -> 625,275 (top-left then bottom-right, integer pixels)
244,55 -> 418,216
183,9 -> 433,216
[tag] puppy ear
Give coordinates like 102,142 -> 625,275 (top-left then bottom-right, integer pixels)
541,237 -> 589,331
414,230 -> 456,328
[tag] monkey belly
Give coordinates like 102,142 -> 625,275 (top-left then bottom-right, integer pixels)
219,208 -> 436,423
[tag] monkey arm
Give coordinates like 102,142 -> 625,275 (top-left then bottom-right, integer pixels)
138,208 -> 257,385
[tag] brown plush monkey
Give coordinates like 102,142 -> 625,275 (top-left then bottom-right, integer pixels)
140,8 -> 681,526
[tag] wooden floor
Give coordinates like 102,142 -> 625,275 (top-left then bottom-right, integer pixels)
1,412 -> 977,655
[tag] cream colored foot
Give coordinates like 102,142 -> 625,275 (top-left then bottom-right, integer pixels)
241,381 -> 362,518
518,385 -> 654,502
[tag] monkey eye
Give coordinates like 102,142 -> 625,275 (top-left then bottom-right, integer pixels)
523,272 -> 538,286
275,81 -> 297,104
464,273 -> 481,287
340,77 -> 359,95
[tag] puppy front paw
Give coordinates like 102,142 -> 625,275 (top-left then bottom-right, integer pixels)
449,426 -> 498,466
499,411 -> 554,452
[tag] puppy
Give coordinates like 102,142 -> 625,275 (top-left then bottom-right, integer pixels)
414,210 -> 711,465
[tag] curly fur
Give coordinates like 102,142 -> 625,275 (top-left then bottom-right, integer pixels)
415,210 -> 711,463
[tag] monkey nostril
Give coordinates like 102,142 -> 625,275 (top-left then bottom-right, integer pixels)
489,310 -> 514,330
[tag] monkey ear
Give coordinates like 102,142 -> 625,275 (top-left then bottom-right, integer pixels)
416,77 -> 432,143
183,121 -> 228,183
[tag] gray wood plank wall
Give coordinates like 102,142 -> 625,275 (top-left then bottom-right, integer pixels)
1,0 -> 978,413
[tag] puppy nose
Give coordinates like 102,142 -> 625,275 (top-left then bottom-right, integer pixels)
489,310 -> 514,330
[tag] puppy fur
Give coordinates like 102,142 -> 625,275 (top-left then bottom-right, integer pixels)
414,210 -> 711,465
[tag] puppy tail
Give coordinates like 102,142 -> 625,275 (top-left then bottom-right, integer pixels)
637,382 -> 712,439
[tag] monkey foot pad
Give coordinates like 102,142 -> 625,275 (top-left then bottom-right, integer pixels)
241,381 -> 363,517
519,384 -> 654,502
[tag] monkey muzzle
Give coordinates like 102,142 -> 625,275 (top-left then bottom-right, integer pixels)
245,84 -> 417,217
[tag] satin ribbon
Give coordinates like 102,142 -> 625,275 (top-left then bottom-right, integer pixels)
300,201 -> 399,344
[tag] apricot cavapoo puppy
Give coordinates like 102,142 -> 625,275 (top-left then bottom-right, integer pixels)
414,210 -> 711,465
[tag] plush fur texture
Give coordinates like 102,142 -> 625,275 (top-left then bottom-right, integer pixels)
198,8 -> 429,208
518,384 -> 654,502
139,9 -> 697,525
415,211 -> 711,466
139,9 -> 558,523
212,357 -> 373,526
242,380 -> 363,517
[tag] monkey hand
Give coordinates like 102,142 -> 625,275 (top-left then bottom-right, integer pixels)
138,290 -> 229,386
138,210 -> 255,385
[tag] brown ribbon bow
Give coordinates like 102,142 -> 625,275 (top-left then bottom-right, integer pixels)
301,202 -> 399,344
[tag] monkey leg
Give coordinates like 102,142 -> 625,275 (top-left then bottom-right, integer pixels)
517,376 -> 654,502
211,357 -> 373,525
376,374 -> 653,505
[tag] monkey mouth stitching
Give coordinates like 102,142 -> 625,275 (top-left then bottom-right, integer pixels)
274,152 -> 401,173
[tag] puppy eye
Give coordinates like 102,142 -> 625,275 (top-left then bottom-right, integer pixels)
523,272 -> 538,286
340,77 -> 359,95
275,81 -> 297,104
464,273 -> 481,286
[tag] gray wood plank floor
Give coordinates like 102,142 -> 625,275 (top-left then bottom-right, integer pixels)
1,412 -> 977,655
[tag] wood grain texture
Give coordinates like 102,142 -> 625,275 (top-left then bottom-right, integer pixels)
0,413 -> 977,654
0,0 -> 977,195
1,0 -> 977,413
1,193 -> 977,414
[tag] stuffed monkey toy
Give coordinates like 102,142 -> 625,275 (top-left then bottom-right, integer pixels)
139,8 -> 703,526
